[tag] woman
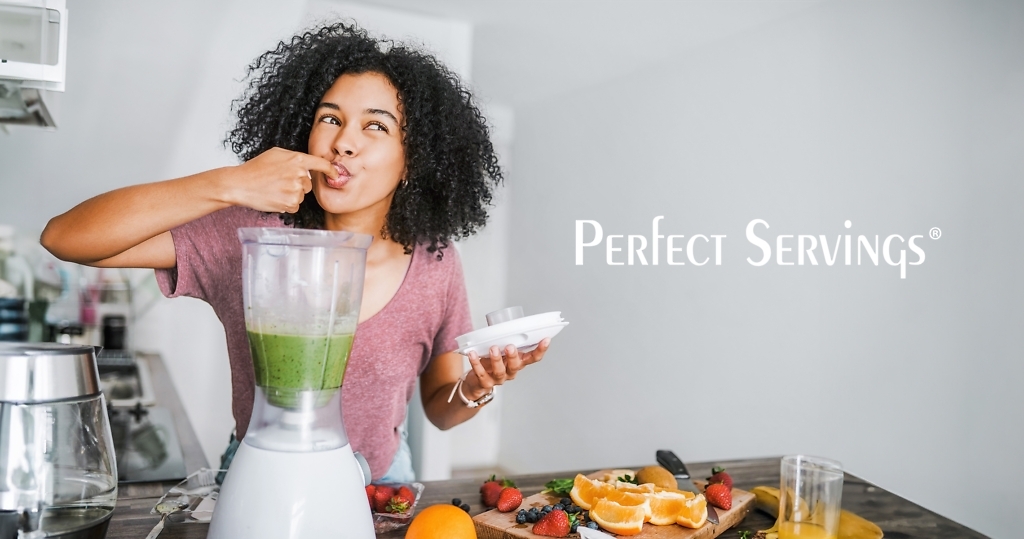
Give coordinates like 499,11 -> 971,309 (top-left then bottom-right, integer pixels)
41,22 -> 547,483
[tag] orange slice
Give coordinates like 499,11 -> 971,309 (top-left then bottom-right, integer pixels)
653,486 -> 697,499
590,498 -> 646,536
570,474 -> 614,510
676,493 -> 709,529
615,482 -> 656,494
647,490 -> 690,526
604,488 -> 652,521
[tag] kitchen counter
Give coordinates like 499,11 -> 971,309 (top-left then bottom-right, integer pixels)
102,363 -> 984,538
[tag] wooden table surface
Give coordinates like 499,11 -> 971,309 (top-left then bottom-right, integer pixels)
104,358 -> 987,538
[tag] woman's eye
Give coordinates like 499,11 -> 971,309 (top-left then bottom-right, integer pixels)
366,122 -> 389,133
319,115 -> 340,126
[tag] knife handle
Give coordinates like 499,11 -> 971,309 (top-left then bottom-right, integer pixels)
656,449 -> 691,479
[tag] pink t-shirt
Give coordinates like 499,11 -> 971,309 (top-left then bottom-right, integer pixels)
155,206 -> 472,478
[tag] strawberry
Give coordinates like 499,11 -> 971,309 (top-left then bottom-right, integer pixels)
385,495 -> 410,514
396,485 -> 416,505
705,483 -> 733,510
365,485 -> 376,508
373,485 -> 396,513
533,509 -> 571,537
480,475 -> 516,508
480,482 -> 503,508
496,487 -> 522,512
706,466 -> 733,489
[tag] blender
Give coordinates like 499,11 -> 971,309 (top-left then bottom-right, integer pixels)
208,228 -> 375,539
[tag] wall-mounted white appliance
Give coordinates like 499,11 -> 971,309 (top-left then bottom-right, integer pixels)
0,0 -> 67,129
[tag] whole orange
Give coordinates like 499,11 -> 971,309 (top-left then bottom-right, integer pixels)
404,504 -> 477,539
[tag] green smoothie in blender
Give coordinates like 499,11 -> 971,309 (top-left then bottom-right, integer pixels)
247,330 -> 355,408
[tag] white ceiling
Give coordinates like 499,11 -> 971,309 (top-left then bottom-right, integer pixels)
353,0 -> 820,107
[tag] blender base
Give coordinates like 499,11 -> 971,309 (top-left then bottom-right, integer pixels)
208,439 -> 374,539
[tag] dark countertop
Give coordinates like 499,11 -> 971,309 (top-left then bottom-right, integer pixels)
104,361 -> 986,538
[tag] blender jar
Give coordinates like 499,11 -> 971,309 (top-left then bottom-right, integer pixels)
0,343 -> 117,539
238,228 -> 372,452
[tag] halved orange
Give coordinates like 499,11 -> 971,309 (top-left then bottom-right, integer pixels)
590,498 -> 646,536
647,490 -> 690,526
570,474 -> 614,510
676,493 -> 709,529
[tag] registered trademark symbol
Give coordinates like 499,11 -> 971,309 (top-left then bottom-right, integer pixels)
929,227 -> 942,240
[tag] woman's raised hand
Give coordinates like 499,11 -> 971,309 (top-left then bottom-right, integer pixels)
227,148 -> 337,213
463,338 -> 551,398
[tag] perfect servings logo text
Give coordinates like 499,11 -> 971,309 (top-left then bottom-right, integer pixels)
576,217 -> 938,279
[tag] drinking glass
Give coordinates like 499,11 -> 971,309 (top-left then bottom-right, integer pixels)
778,455 -> 844,539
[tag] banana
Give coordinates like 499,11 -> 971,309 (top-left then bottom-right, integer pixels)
837,511 -> 885,539
748,485 -> 884,539
751,486 -> 783,517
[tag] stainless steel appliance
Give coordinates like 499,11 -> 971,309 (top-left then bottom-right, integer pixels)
0,343 -> 117,538
95,354 -> 185,484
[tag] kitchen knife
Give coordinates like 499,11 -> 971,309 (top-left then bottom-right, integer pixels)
655,449 -> 720,525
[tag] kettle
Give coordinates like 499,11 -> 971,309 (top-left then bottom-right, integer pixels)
0,343 -> 117,538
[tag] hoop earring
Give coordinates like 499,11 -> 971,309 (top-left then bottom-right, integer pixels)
400,177 -> 408,188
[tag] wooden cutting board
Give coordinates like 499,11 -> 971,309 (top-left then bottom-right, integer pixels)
474,471 -> 754,539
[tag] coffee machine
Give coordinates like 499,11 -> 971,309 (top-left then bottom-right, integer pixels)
207,228 -> 374,538
0,343 -> 118,539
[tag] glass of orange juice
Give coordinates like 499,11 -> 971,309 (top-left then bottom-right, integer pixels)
778,455 -> 843,539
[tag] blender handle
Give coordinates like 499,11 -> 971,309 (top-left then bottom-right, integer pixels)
353,452 -> 371,487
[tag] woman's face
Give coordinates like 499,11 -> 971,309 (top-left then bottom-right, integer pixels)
308,71 -> 406,219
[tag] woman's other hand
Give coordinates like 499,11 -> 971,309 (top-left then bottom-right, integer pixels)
462,338 -> 551,399
226,148 -> 337,213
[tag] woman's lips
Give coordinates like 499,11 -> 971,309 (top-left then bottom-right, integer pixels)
325,162 -> 351,189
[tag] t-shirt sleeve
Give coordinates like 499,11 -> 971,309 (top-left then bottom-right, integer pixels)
430,245 -> 474,362
154,206 -> 272,301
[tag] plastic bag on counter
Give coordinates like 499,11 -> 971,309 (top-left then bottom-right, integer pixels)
150,468 -> 224,525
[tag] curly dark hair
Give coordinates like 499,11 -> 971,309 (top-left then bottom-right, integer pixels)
225,21 -> 502,258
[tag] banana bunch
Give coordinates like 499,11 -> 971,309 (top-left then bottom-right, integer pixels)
749,486 -> 884,539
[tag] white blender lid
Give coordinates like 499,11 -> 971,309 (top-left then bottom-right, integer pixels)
455,311 -> 567,356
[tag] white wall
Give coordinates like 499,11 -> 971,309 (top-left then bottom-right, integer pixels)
498,2 -> 1022,538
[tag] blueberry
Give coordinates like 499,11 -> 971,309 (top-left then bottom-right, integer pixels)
587,521 -> 600,529
571,523 -> 579,533
553,504 -> 564,511
560,497 -> 572,506
543,505 -> 553,512
460,503 -> 470,513
565,505 -> 578,514
516,513 -> 527,524
527,513 -> 538,523
452,498 -> 462,506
